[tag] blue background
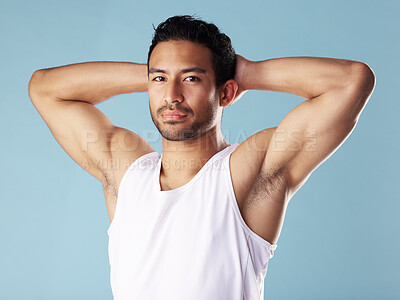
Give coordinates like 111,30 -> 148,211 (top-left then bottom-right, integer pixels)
1,0 -> 399,299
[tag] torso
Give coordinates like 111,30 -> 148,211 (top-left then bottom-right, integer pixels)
103,126 -> 286,244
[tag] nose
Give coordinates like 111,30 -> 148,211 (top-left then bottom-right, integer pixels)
163,81 -> 183,104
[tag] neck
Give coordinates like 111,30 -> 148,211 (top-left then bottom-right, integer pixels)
160,125 -> 229,178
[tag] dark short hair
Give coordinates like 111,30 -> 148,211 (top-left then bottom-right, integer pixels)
147,15 -> 236,88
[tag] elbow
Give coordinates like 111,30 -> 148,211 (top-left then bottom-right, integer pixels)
28,69 -> 47,103
349,62 -> 376,97
344,62 -> 376,122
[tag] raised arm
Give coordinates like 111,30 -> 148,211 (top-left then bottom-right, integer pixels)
28,62 -> 154,182
230,55 -> 375,245
236,55 -> 375,195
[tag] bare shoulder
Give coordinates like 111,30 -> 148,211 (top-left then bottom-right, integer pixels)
230,127 -> 278,205
102,127 -> 155,222
109,127 -> 156,184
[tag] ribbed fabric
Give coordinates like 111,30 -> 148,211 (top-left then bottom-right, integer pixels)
107,144 -> 277,300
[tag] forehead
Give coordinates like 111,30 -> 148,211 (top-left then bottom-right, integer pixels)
149,40 -> 214,72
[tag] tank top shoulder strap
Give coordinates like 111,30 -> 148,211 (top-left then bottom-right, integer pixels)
119,151 -> 159,189
213,143 -> 240,164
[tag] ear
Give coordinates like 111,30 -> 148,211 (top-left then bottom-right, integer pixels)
218,79 -> 238,107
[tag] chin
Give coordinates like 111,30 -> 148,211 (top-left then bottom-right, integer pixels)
160,127 -> 201,141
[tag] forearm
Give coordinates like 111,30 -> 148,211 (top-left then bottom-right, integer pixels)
29,61 -> 148,105
240,56 -> 362,99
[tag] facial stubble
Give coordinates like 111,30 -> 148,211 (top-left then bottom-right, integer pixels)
150,101 -> 219,142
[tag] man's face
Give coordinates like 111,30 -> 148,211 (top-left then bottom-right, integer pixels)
148,40 -> 221,141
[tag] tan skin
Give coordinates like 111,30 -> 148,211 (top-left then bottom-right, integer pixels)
29,40 -> 375,245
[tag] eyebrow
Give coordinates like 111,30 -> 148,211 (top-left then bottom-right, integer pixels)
148,67 -> 207,74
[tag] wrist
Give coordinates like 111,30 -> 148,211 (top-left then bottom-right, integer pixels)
234,55 -> 251,92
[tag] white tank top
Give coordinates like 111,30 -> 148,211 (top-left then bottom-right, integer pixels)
107,144 -> 277,300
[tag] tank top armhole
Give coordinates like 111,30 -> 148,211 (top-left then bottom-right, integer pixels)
107,151 -> 159,236
223,150 -> 278,253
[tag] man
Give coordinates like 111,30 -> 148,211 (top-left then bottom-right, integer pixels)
28,15 -> 375,300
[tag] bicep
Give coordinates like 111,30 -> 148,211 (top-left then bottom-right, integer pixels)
31,96 -> 119,181
264,82 -> 370,194
32,98 -> 144,181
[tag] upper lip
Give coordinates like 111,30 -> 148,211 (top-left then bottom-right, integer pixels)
161,110 -> 188,117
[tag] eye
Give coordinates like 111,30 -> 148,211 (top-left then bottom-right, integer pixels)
152,76 -> 165,82
185,76 -> 200,82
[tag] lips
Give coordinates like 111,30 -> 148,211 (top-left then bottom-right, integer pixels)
161,110 -> 188,119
